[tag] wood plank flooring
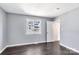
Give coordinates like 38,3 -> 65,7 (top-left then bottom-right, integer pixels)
1,41 -> 79,55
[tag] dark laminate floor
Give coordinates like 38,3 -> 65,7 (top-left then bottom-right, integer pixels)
1,41 -> 79,55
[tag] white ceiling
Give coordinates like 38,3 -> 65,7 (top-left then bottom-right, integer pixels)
0,3 -> 79,18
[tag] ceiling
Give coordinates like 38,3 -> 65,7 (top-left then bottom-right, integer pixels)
0,3 -> 79,18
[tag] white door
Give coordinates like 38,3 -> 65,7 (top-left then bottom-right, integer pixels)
47,21 -> 60,42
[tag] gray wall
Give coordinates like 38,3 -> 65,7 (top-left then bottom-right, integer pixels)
60,7 -> 79,51
0,8 -> 7,51
7,14 -> 53,46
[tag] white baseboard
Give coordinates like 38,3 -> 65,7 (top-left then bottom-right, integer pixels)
0,46 -> 7,54
47,40 -> 60,42
60,43 -> 79,53
0,41 -> 59,54
7,40 -> 59,48
0,41 -> 46,54
7,41 -> 46,48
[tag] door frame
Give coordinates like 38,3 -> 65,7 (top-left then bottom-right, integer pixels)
46,20 -> 60,43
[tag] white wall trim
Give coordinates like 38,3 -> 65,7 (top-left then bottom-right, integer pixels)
7,40 -> 59,48
0,41 -> 46,53
60,43 -> 79,53
47,40 -> 60,42
0,46 -> 7,54
7,41 -> 46,48
0,41 -> 59,54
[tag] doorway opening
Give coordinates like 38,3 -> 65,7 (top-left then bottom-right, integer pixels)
46,20 -> 60,43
